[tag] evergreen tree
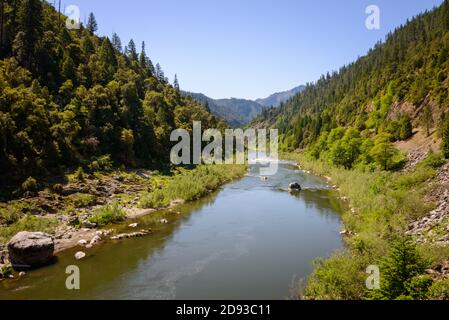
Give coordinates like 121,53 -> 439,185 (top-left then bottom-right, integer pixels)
17,0 -> 43,68
111,33 -> 122,52
155,63 -> 165,82
138,41 -> 154,76
127,39 -> 138,61
399,116 -> 413,140
369,238 -> 428,299
86,12 -> 98,33
420,106 -> 434,137
173,74 -> 180,91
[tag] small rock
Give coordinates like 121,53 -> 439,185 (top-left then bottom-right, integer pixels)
95,230 -> 103,236
288,182 -> 301,191
77,239 -> 88,246
85,244 -> 93,249
68,216 -> 80,226
160,219 -> 168,224
74,252 -> 86,260
129,223 -> 138,228
19,271 -> 26,277
90,235 -> 101,245
82,221 -> 97,229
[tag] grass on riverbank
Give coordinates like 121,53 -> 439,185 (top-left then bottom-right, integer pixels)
283,152 -> 449,300
139,164 -> 247,209
88,202 -> 127,226
0,164 -> 247,246
0,215 -> 58,244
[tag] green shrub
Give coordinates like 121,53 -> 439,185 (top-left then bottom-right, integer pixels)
140,189 -> 171,209
428,279 -> 449,300
69,193 -> 95,208
0,206 -> 21,225
21,176 -> 38,193
88,202 -> 126,226
304,253 -> 367,300
88,155 -> 113,172
74,167 -> 85,181
420,151 -> 445,169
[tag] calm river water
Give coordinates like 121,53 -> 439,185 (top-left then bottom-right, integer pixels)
0,161 -> 344,299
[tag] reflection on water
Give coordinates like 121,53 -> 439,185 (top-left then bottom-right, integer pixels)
0,162 -> 343,300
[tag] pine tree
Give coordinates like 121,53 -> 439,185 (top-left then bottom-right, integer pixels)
127,39 -> 138,61
420,106 -> 433,137
139,41 -> 147,68
369,237 -> 427,299
155,63 -> 164,82
173,74 -> 180,91
111,33 -> 122,52
87,13 -> 98,33
17,0 -> 43,67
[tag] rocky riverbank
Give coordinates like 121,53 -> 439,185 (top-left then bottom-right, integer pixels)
406,162 -> 449,245
0,165 -> 247,278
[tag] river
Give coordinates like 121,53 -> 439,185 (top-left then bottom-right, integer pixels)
0,161 -> 344,300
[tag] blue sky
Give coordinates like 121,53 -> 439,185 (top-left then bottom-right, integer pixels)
56,0 -> 443,99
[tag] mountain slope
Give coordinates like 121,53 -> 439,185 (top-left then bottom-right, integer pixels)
182,91 -> 266,127
255,1 -> 449,158
183,85 -> 305,126
0,0 -> 223,184
256,85 -> 305,107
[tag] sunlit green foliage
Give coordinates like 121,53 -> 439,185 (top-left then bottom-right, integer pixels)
0,1 -> 224,187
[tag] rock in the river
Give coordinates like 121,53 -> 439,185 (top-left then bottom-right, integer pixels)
7,232 -> 54,268
90,235 -> 101,245
159,219 -> 168,224
288,182 -> 302,191
128,223 -> 138,228
74,251 -> 86,260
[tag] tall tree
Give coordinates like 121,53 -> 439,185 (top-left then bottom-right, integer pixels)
126,39 -> 138,61
17,0 -> 43,68
420,106 -> 434,137
173,74 -> 180,91
111,33 -> 122,52
139,41 -> 147,68
155,63 -> 165,82
86,12 -> 98,33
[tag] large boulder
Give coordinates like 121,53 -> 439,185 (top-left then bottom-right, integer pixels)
7,232 -> 54,269
288,182 -> 302,191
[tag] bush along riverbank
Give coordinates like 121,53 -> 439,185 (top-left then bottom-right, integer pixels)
283,152 -> 449,300
0,164 -> 246,278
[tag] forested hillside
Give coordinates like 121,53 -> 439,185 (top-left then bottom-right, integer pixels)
256,1 -> 449,168
182,91 -> 267,127
0,0 -> 223,187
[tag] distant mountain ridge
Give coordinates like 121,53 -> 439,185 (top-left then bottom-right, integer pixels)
182,85 -> 304,126
256,85 -> 305,107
